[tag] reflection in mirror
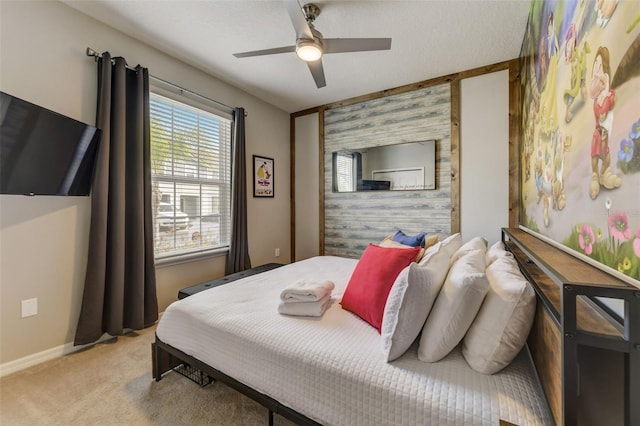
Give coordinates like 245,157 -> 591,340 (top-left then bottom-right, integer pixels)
332,140 -> 436,192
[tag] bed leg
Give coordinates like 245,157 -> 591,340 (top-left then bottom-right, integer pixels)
268,410 -> 274,426
152,342 -> 162,381
152,340 -> 183,381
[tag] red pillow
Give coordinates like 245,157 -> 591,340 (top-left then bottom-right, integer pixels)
341,243 -> 421,332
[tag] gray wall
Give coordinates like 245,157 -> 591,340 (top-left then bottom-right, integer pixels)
324,84 -> 452,258
0,0 -> 290,371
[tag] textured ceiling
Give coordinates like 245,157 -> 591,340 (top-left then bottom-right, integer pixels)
63,0 -> 531,113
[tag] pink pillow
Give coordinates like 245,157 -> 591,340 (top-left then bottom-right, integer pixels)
341,244 -> 421,332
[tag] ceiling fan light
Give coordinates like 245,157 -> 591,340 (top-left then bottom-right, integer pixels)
296,40 -> 323,62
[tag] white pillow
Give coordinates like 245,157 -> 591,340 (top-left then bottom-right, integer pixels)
485,240 -> 514,266
450,236 -> 488,264
420,233 -> 461,265
462,256 -> 536,374
419,241 -> 440,264
381,243 -> 451,361
418,248 -> 489,362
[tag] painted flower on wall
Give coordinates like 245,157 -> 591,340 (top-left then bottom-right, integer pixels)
619,119 -> 640,174
608,210 -> 631,241
630,118 -> 640,140
579,224 -> 595,254
618,139 -> 633,162
618,257 -> 632,273
563,216 -> 639,280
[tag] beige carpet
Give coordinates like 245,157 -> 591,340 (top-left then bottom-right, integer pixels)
0,326 -> 295,425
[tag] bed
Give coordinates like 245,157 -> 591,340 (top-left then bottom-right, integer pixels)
153,251 -> 553,425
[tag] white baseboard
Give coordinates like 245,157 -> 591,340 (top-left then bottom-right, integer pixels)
1,313 -> 163,378
0,333 -> 116,378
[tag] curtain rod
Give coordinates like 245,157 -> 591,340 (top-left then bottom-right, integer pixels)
85,47 -> 245,117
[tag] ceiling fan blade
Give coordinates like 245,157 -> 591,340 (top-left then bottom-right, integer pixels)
284,0 -> 314,40
233,45 -> 296,58
323,38 -> 392,54
307,60 -> 326,88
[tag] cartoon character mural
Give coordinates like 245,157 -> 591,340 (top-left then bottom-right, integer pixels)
552,131 -> 568,211
563,24 -> 590,123
595,0 -> 618,27
538,12 -> 560,137
519,0 -> 640,283
588,46 -> 622,199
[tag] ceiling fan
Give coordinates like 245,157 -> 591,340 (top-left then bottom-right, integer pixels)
232,1 -> 392,88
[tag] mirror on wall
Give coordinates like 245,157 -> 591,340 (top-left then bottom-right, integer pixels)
332,140 -> 436,192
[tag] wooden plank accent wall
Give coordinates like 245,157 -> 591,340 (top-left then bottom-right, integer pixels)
318,108 -> 326,255
449,80 -> 460,235
323,84 -> 452,258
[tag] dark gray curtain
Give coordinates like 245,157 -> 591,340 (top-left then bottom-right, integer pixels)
226,108 -> 251,274
74,52 -> 158,345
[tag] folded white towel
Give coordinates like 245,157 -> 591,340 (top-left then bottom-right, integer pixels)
278,295 -> 332,317
280,280 -> 335,302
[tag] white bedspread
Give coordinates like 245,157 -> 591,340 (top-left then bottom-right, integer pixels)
156,256 -> 552,426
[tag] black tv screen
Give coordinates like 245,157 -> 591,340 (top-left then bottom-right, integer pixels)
0,91 -> 101,196
358,179 -> 391,191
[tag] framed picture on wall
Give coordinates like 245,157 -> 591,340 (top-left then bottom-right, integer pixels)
253,155 -> 274,197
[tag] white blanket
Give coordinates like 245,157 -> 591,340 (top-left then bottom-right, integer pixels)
280,279 -> 335,302
278,294 -> 332,317
156,256 -> 552,426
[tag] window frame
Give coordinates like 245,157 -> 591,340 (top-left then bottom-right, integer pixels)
149,85 -> 234,266
335,152 -> 356,192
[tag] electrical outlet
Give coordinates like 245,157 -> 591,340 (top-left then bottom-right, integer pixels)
275,248 -> 280,257
21,298 -> 38,318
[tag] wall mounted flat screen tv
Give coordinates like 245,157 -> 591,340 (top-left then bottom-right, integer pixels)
0,91 -> 101,196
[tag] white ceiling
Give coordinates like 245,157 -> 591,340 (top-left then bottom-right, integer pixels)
64,0 -> 531,113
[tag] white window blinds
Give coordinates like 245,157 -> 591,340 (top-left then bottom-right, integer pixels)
150,92 -> 232,260
335,153 -> 355,192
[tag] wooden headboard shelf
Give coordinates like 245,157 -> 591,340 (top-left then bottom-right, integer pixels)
502,228 -> 639,426
506,236 -> 624,339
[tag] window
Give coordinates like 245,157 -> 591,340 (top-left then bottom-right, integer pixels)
150,92 -> 232,261
335,152 -> 356,192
